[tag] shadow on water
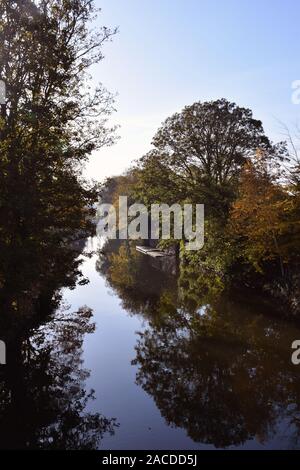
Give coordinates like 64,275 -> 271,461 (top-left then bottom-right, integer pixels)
98,239 -> 300,449
0,237 -> 117,450
1,232 -> 300,449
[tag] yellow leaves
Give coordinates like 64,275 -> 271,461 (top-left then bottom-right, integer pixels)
108,245 -> 137,289
229,161 -> 295,269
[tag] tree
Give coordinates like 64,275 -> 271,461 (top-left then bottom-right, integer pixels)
229,155 -> 290,276
0,0 -> 117,297
135,99 -> 273,218
0,0 -> 116,242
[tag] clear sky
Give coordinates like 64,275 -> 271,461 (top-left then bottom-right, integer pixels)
85,0 -> 300,181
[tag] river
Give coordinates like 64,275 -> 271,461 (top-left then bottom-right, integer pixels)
57,237 -> 300,450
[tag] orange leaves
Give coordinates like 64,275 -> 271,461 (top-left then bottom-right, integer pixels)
229,161 -> 290,272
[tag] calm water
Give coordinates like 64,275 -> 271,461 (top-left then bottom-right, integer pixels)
62,238 -> 300,450
1,237 -> 300,449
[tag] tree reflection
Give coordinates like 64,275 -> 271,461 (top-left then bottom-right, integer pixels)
133,302 -> 300,448
0,300 -> 117,449
0,238 -> 117,449
99,239 -> 300,448
97,240 -> 178,319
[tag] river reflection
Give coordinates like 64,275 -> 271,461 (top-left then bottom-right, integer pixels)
0,238 -> 117,450
98,240 -> 300,449
1,236 -> 300,449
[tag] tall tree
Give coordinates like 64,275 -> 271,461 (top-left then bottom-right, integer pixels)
135,99 -> 274,217
0,0 -> 117,291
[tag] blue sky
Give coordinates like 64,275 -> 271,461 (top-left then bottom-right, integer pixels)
85,0 -> 300,180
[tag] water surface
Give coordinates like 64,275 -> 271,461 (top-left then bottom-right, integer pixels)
60,238 -> 300,450
1,237 -> 300,450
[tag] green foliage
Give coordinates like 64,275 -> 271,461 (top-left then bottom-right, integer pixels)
133,99 -> 274,218
0,0 -> 117,304
104,99 -> 300,314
